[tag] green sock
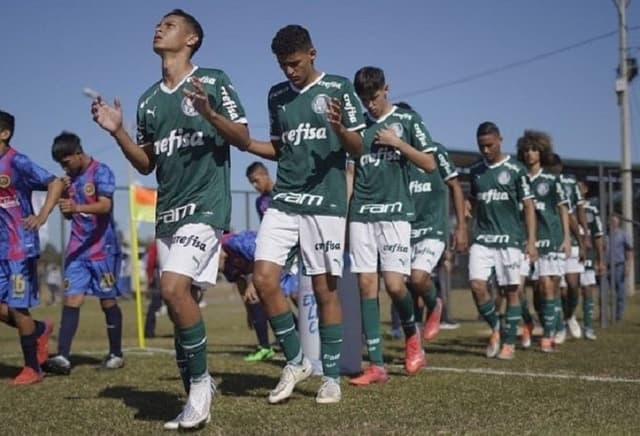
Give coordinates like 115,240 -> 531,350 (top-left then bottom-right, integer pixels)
424,284 -> 438,312
521,295 -> 534,325
177,319 -> 208,383
269,311 -> 302,365
505,305 -> 521,345
174,330 -> 190,394
477,300 -> 499,331
393,291 -> 417,337
319,324 -> 343,380
361,298 -> 384,366
543,298 -> 555,338
413,298 -> 424,324
554,297 -> 564,332
583,297 -> 594,329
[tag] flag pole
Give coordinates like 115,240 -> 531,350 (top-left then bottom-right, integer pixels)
129,183 -> 146,349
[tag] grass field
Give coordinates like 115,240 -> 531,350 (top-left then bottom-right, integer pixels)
1,283 -> 640,435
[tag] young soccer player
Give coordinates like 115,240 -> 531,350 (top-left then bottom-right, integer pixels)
467,122 -> 537,360
245,25 -> 365,404
0,109 -> 63,384
91,9 -> 250,430
44,132 -> 124,374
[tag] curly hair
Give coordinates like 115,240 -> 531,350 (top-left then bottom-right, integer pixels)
516,129 -> 553,167
271,25 -> 313,57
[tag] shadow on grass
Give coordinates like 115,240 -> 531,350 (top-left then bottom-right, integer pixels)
70,354 -> 103,367
385,335 -> 487,357
98,385 -> 183,422
215,371 -> 317,399
0,362 -> 21,379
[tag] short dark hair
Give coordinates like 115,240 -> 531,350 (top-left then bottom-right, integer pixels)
354,66 -> 386,100
0,110 -> 15,141
549,152 -> 563,167
246,161 -> 268,178
477,121 -> 500,137
271,25 -> 313,57
395,101 -> 414,111
164,9 -> 203,57
51,131 -> 83,162
516,129 -> 554,167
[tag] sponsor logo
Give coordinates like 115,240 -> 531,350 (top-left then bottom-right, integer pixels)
146,107 -> 156,118
477,189 -> 509,203
393,112 -> 412,121
413,123 -> 428,146
437,152 -> 453,174
476,234 -> 510,244
154,128 -> 205,157
158,203 -> 196,224
220,85 -> 240,121
318,79 -> 342,90
0,174 -> 10,188
497,170 -> 511,185
536,240 -> 551,248
273,192 -> 324,206
412,245 -> 436,257
411,227 -> 434,239
311,94 -> 330,114
314,240 -> 341,252
359,202 -> 402,214
181,96 -> 198,117
83,183 -> 95,196
0,195 -> 19,209
343,94 -> 359,125
359,148 -> 400,167
197,75 -> 216,85
409,181 -> 432,193
382,243 -> 409,253
281,123 -> 327,146
171,233 -> 207,252
535,201 -> 547,211
536,182 -> 549,196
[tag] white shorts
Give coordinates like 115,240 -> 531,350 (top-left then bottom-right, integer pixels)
536,252 -> 565,277
411,238 -> 446,274
564,246 -> 585,274
349,221 -> 411,275
157,223 -> 222,288
520,253 -> 533,278
469,244 -> 522,287
255,209 -> 346,277
580,269 -> 597,287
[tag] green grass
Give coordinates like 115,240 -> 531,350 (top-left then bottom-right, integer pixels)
1,285 -> 640,435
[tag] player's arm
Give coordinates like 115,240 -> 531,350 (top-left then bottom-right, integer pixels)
522,197 -> 538,263
59,195 -> 112,216
376,125 -> 436,172
346,160 -> 355,203
326,96 -> 364,158
245,139 -> 280,160
594,235 -> 606,275
446,177 -> 468,253
23,177 -> 66,230
568,212 -> 585,261
558,203 -> 571,258
91,97 -> 156,175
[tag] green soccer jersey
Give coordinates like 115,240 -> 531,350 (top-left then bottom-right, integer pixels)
469,156 -> 533,248
559,174 -> 585,247
409,141 -> 458,243
528,169 -> 568,254
136,67 -> 247,238
268,73 -> 366,217
583,201 -> 604,269
349,105 -> 435,223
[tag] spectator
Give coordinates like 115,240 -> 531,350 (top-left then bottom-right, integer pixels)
605,215 -> 633,321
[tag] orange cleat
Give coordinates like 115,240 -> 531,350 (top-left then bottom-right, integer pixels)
404,332 -> 427,375
423,298 -> 442,341
496,344 -> 515,360
540,337 -> 554,353
36,320 -> 54,366
9,367 -> 44,385
349,365 -> 389,386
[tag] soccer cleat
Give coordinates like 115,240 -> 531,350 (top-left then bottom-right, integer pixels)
164,379 -> 216,430
36,320 -> 54,365
349,365 -> 389,386
423,298 -> 443,341
521,321 -> 534,349
404,332 -> 427,374
9,367 -> 44,385
496,344 -> 515,360
315,377 -> 342,404
179,375 -> 214,429
100,353 -> 125,370
244,347 -> 276,362
485,330 -> 500,358
584,328 -> 597,341
440,321 -> 460,330
43,355 -> 71,375
540,337 -> 554,353
554,328 -> 566,345
567,316 -> 582,339
268,357 -> 312,404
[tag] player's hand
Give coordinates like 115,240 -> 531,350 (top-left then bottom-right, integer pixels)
526,240 -> 538,264
596,260 -> 607,276
453,226 -> 469,253
375,125 -> 403,150
560,238 -> 571,258
61,176 -> 72,190
58,198 -> 76,214
183,76 -> 214,117
22,214 -> 47,230
583,235 -> 593,250
91,96 -> 124,134
243,284 -> 260,304
326,97 -> 344,133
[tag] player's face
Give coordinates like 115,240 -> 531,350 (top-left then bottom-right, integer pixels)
477,133 -> 502,163
58,153 -> 83,176
360,87 -> 389,119
248,169 -> 270,194
578,181 -> 588,197
277,49 -> 316,88
523,146 -> 541,167
153,15 -> 196,55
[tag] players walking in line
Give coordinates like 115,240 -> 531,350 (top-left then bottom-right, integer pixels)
516,130 -> 570,353
0,109 -> 62,384
91,9 -> 251,430
467,122 -> 537,360
245,25 -> 365,404
44,132 -> 124,375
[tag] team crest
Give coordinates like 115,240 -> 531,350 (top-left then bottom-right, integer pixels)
390,122 -> 404,138
536,182 -> 549,196
311,94 -> 330,114
497,170 -> 511,185
181,96 -> 198,117
84,183 -> 95,196
0,174 -> 10,188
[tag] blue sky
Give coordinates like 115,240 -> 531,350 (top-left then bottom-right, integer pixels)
2,0 -> 639,249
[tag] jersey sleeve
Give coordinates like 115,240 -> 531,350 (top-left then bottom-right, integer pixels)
573,182 -> 586,207
136,99 -> 154,146
13,154 -> 55,191
592,208 -> 604,238
94,164 -> 116,198
211,71 -> 247,124
268,89 -> 282,141
555,177 -> 569,206
407,113 -> 436,153
339,80 -> 366,131
434,144 -> 457,180
517,169 -> 534,202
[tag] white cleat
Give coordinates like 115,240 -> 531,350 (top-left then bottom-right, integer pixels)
164,379 -> 216,430
554,328 -> 566,345
268,357 -> 312,404
178,375 -> 214,429
315,377 -> 341,404
584,328 -> 597,341
567,316 -> 582,339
